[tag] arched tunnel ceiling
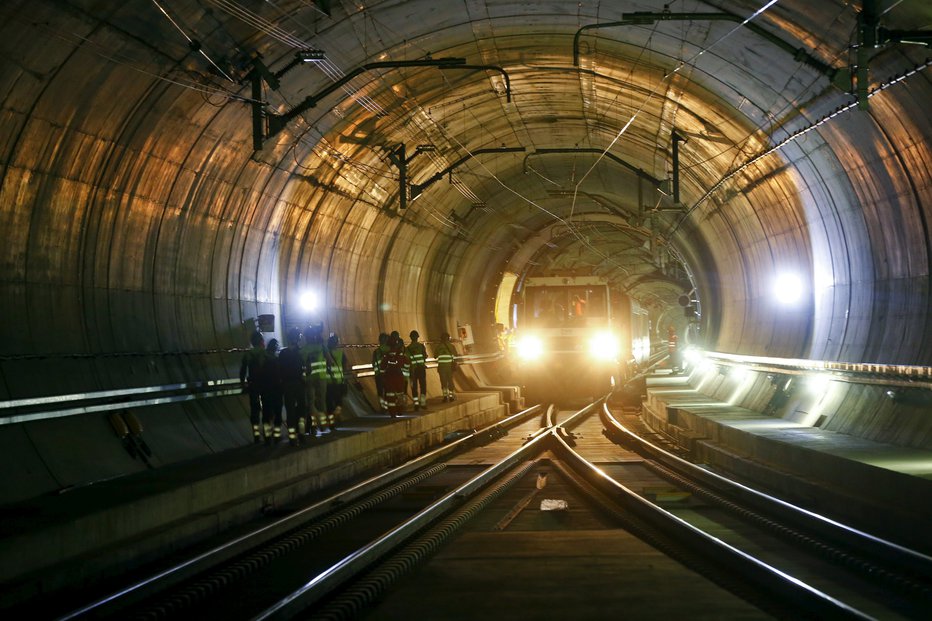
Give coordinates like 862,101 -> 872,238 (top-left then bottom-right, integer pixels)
1,0 -> 930,365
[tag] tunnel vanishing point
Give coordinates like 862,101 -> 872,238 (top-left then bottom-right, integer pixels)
1,0 -> 931,533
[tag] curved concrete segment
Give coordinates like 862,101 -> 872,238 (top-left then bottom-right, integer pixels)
0,0 -> 931,603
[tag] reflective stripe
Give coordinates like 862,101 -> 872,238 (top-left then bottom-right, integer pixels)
434,342 -> 456,364
329,350 -> 345,383
302,344 -> 328,378
372,346 -> 389,375
406,343 -> 427,367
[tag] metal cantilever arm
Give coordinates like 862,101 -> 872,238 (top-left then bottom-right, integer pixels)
264,58 -> 467,141
409,147 -> 526,200
573,11 -> 838,84
439,64 -> 512,102
524,148 -> 662,187
258,60 -> 514,150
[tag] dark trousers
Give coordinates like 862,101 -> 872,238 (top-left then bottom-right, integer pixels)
282,382 -> 305,429
262,389 -> 283,426
410,366 -> 426,398
326,383 -> 347,413
248,386 -> 262,426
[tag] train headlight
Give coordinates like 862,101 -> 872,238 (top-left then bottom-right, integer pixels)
588,331 -> 619,361
514,335 -> 544,361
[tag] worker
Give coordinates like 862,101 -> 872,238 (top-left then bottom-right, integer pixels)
389,330 -> 408,395
372,332 -> 390,414
325,332 -> 350,431
494,323 -> 506,354
667,325 -> 680,374
434,331 -> 457,402
239,331 -> 267,443
406,330 -> 428,411
302,323 -> 331,436
572,294 -> 587,318
262,338 -> 284,444
278,328 -> 305,446
379,334 -> 410,418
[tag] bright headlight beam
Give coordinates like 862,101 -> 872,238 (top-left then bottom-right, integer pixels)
515,335 -> 544,361
589,331 -> 619,361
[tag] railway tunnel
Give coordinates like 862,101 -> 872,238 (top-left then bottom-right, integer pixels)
1,0 -> 931,614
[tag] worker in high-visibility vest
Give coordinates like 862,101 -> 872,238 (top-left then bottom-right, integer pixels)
433,331 -> 457,402
406,330 -> 428,411
667,325 -> 680,374
372,333 -> 390,414
239,331 -> 268,443
262,338 -> 284,444
278,328 -> 306,446
379,334 -> 410,418
325,332 -> 350,431
302,323 -> 332,436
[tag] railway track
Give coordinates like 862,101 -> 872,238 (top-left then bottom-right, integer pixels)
50,399 -> 931,620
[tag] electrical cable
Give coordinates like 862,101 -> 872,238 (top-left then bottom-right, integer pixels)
39,24 -> 255,103
569,0 -> 782,220
669,56 -> 932,236
149,0 -> 235,82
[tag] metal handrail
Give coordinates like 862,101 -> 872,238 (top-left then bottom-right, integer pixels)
1,353 -> 503,426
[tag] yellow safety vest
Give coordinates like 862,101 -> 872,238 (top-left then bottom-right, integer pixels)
302,343 -> 328,378
328,349 -> 345,384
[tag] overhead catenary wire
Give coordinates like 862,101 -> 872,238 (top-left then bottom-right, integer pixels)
669,56 -> 932,236
32,22 -> 257,103
149,0 -> 235,82
674,4 -> 856,176
208,0 -> 385,115
568,0 -> 782,220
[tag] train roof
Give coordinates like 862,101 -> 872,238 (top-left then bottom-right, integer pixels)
523,276 -> 609,287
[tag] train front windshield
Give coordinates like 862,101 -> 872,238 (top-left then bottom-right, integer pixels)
524,285 -> 608,328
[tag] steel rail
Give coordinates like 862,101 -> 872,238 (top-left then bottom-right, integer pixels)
252,404 -> 559,620
549,421 -> 875,620
57,404 -> 542,620
599,404 -> 932,580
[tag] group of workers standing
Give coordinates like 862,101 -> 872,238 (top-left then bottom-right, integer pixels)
371,330 -> 458,417
241,327 -> 460,446
240,324 -> 350,446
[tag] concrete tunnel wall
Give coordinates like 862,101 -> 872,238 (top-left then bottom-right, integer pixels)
1,1 -> 931,504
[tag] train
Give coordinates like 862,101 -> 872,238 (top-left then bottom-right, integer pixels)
510,275 -> 650,404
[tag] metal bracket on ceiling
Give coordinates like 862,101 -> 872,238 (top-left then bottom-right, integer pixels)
573,12 -> 845,90
381,144 -> 439,213
670,129 -> 686,206
855,0 -> 931,110
246,57 -> 467,151
247,57 -> 515,153
522,148 -> 662,188
409,147 -> 526,201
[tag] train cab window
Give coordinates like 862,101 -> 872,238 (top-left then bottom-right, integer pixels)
526,285 -> 607,328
